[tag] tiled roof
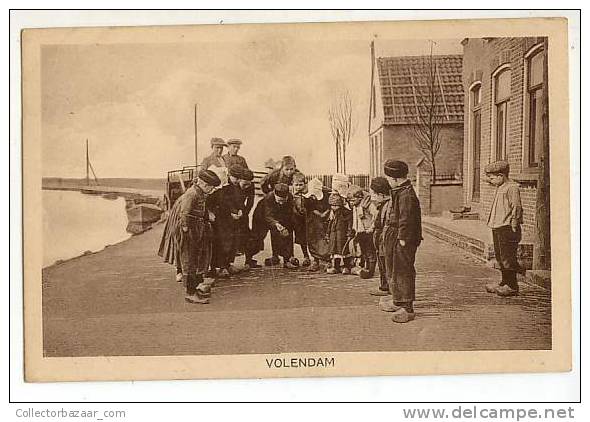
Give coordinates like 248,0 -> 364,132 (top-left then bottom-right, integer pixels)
376,55 -> 464,124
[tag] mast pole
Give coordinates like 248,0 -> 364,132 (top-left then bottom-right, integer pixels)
86,139 -> 89,186
195,103 -> 199,166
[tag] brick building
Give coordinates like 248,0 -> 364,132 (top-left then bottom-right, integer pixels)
461,37 -> 547,239
368,44 -> 464,181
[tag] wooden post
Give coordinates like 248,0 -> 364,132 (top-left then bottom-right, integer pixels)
195,104 -> 199,166
533,37 -> 551,270
85,139 -> 89,186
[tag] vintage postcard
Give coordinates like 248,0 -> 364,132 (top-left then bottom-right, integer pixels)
21,16 -> 571,381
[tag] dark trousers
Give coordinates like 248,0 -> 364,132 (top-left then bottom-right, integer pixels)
492,225 -> 522,290
377,255 -> 388,291
270,228 -> 294,261
179,225 -> 210,295
385,240 -> 417,305
234,217 -> 250,255
356,232 -> 377,271
179,225 -> 211,276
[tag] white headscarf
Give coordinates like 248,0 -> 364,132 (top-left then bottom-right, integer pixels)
331,173 -> 350,198
304,178 -> 324,200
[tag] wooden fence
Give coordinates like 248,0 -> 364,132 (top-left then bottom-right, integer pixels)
252,170 -> 370,196
305,174 -> 370,190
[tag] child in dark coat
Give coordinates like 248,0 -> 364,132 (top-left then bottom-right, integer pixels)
209,164 -> 245,277
326,193 -> 354,274
369,177 -> 392,296
303,178 -> 331,271
348,185 -> 378,279
379,160 -> 422,323
248,183 -> 299,269
483,160 -> 524,297
292,171 -> 311,267
236,168 -> 256,268
158,169 -> 221,304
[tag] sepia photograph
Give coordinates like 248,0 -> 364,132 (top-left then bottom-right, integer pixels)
21,16 -> 572,381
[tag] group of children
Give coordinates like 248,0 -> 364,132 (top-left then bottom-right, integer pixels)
158,136 -> 525,323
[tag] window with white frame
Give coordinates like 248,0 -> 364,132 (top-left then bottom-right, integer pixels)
526,47 -> 544,167
493,67 -> 511,160
470,83 -> 482,202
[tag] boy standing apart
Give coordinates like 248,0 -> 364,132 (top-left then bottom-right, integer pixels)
380,160 -> 422,323
484,160 -> 524,297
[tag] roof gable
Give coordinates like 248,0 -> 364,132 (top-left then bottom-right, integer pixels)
376,54 -> 464,125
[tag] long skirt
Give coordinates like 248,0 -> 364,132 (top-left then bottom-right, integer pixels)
157,206 -> 182,269
305,213 -> 330,261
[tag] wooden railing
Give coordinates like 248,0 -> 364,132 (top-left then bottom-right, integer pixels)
252,170 -> 371,196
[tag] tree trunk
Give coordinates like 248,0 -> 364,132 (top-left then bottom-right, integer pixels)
342,141 -> 347,173
335,139 -> 340,173
430,153 -> 437,185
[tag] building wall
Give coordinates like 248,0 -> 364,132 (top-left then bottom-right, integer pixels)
462,37 -> 545,239
375,123 -> 464,180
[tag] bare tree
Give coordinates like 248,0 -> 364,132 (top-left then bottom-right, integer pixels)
328,90 -> 356,173
411,51 -> 445,183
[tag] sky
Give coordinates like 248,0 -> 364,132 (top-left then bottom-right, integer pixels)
41,35 -> 462,178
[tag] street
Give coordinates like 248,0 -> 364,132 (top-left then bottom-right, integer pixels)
42,222 -> 551,357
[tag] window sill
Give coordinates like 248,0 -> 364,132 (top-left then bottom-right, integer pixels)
512,171 -> 540,182
512,172 -> 539,188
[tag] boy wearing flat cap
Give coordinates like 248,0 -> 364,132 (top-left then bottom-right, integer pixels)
223,138 -> 250,170
158,169 -> 221,304
379,160 -> 422,323
248,183 -> 299,269
484,160 -> 524,297
201,137 -> 228,185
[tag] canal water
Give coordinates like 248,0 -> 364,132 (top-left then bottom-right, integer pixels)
42,190 -> 131,267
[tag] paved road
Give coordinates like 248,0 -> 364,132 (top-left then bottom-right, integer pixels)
42,222 -> 551,357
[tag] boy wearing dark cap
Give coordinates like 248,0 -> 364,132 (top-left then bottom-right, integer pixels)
248,183 -> 299,269
158,169 -> 221,304
369,177 -> 392,296
484,160 -> 524,297
379,160 -> 422,323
